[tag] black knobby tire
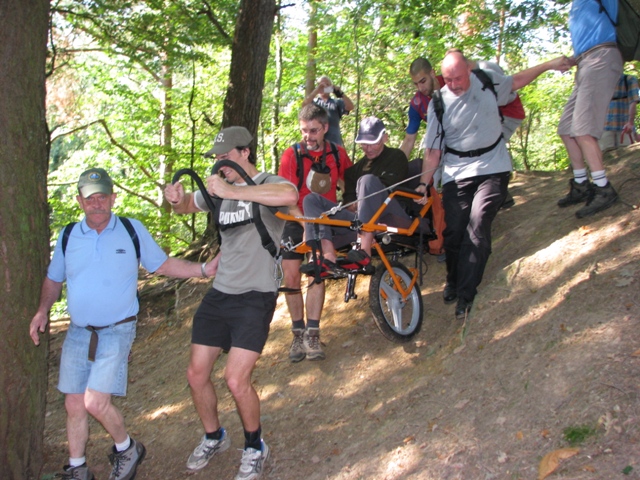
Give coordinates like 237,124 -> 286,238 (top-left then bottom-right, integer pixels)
369,261 -> 423,342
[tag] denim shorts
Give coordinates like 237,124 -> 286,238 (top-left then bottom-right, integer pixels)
57,320 -> 137,396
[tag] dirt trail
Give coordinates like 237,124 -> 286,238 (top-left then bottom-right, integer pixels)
41,146 -> 640,479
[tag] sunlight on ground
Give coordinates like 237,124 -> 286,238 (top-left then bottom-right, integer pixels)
493,221 -> 629,341
145,399 -> 191,421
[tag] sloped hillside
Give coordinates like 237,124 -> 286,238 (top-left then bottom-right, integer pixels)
41,145 -> 640,480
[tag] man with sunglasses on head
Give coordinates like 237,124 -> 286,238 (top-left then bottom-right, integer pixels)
165,126 -> 298,480
30,167 -> 217,480
277,104 -> 352,363
301,116 -> 410,280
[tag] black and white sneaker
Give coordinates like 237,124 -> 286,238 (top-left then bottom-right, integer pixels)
235,441 -> 270,480
186,429 -> 231,471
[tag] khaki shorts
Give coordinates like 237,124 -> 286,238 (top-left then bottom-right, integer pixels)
557,46 -> 623,139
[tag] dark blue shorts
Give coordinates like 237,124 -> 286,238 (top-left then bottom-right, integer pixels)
192,288 -> 278,354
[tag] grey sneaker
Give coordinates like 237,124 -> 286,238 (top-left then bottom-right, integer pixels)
235,441 -> 270,480
186,429 -> 231,471
575,182 -> 618,218
108,438 -> 146,480
54,464 -> 95,480
304,328 -> 326,360
557,179 -> 591,207
289,328 -> 306,363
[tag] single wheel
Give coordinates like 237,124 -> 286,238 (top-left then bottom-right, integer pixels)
369,261 -> 423,342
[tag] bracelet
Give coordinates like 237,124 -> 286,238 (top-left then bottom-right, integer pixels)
201,262 -> 208,278
418,182 -> 427,187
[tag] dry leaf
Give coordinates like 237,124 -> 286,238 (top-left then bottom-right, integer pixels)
403,435 -> 415,444
578,225 -> 592,236
582,465 -> 596,472
538,448 -> 580,480
516,431 -> 524,440
540,429 -> 551,438
631,349 -> 640,357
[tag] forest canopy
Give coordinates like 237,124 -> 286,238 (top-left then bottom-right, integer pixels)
44,0 -> 637,257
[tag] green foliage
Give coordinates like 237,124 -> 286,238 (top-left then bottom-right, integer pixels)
563,424 -> 597,446
46,0 -> 576,255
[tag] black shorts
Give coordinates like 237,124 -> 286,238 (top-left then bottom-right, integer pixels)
281,221 -> 304,260
192,288 -> 278,354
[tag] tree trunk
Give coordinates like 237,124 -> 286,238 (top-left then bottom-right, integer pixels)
222,0 -> 276,146
0,0 -> 51,478
305,1 -> 318,96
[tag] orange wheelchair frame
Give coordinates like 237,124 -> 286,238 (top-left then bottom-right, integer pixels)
276,188 -> 435,343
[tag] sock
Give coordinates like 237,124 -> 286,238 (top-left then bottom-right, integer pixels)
206,427 -> 223,440
307,319 -> 320,329
572,168 -> 588,184
590,170 -> 608,187
292,319 -> 305,330
69,456 -> 86,468
115,435 -> 131,452
244,426 -> 262,451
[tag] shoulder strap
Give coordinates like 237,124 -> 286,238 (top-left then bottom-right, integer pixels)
293,143 -> 304,191
472,68 -> 497,98
61,222 -> 77,256
252,174 -> 279,258
118,217 -> 141,262
431,89 -> 446,149
325,140 -> 341,172
596,0 -> 617,26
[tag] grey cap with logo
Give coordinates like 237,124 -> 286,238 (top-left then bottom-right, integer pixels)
204,126 -> 253,158
77,168 -> 114,198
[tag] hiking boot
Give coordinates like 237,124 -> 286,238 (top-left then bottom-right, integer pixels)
235,440 -> 270,480
443,284 -> 457,304
54,464 -> 95,480
289,328 -> 306,363
186,429 -> 231,471
557,179 -> 591,207
108,438 -> 146,480
455,299 -> 473,321
575,182 -> 618,218
304,328 -> 326,360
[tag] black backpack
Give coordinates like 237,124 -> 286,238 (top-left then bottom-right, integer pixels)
62,216 -> 140,262
597,0 -> 640,62
293,140 -> 341,191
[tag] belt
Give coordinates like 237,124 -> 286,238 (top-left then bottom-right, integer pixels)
445,135 -> 503,158
575,42 -> 618,65
86,316 -> 136,362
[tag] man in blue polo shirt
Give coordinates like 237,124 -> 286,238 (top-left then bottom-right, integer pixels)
29,168 -> 214,480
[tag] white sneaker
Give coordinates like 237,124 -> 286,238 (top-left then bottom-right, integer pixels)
186,429 -> 231,471
235,440 -> 270,480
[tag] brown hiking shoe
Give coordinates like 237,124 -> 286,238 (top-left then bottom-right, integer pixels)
304,328 -> 326,360
557,179 -> 591,208
289,328 -> 306,363
575,182 -> 618,218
